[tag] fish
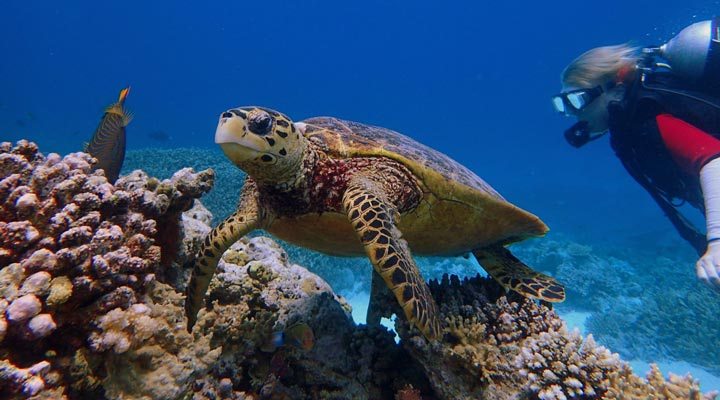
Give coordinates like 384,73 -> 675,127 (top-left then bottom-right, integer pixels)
147,129 -> 170,142
84,86 -> 132,184
15,111 -> 36,127
261,322 -> 315,352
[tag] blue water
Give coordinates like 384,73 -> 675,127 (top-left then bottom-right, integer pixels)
3,0 -> 720,392
4,0 -> 716,240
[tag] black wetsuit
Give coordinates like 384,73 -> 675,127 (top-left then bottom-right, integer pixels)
607,72 -> 720,255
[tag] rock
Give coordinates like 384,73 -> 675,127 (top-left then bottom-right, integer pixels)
191,236 -> 423,400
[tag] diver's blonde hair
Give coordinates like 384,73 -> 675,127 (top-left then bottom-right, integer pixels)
562,44 -> 641,88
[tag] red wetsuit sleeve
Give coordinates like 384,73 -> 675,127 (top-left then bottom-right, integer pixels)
656,113 -> 720,175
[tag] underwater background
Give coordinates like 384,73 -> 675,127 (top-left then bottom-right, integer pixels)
2,0 -> 720,394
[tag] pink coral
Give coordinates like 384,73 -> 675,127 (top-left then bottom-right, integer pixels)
0,140 -> 214,398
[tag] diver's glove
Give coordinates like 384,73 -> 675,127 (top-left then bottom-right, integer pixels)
697,157 -> 720,290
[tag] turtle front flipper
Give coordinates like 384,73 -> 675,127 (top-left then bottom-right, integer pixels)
472,245 -> 565,302
185,187 -> 267,329
342,176 -> 441,340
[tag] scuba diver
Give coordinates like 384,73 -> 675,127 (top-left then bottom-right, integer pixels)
553,19 -> 720,291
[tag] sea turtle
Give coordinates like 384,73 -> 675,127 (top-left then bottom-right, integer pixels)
185,107 -> 565,339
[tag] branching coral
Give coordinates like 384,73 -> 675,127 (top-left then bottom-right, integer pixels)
515,328 -> 716,400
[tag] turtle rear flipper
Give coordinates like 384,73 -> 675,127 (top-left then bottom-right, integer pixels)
472,245 -> 565,302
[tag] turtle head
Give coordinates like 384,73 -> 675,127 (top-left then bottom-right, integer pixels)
215,106 -> 308,185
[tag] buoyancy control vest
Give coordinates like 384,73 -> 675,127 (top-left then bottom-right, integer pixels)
608,66 -> 720,254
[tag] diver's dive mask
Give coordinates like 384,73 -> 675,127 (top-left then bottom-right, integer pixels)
552,85 -> 608,148
551,85 -> 604,115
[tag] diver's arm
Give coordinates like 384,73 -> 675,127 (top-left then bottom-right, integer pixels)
698,158 -> 720,288
655,113 -> 720,287
701,158 -> 720,242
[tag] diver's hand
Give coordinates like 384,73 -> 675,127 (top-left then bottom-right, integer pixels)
696,241 -> 720,290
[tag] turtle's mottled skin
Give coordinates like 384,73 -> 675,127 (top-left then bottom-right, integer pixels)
185,107 -> 565,340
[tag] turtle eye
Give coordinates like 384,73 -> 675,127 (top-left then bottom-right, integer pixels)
248,111 -> 273,136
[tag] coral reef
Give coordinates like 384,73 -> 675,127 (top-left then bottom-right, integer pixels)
123,148 -> 244,225
2,142 -> 716,399
1,139 -> 426,399
586,267 -> 720,375
392,274 -> 716,400
0,140 -> 212,398
89,281 -> 218,400
191,236 -> 428,400
515,236 -> 720,375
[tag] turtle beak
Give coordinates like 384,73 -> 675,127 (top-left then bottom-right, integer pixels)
215,111 -> 268,162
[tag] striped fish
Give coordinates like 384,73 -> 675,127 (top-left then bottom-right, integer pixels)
85,87 -> 132,183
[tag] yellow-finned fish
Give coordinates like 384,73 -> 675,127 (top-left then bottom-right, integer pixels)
84,86 -> 132,183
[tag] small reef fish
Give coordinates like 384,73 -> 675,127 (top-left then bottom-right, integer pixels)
15,112 -> 36,127
261,322 -> 315,352
147,129 -> 170,142
85,86 -> 132,184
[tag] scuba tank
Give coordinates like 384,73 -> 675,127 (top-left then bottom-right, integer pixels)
645,18 -> 720,91
637,18 -> 720,113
